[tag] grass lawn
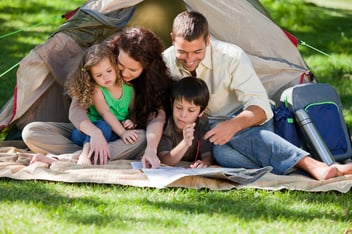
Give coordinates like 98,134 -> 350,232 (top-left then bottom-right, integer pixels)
0,0 -> 352,233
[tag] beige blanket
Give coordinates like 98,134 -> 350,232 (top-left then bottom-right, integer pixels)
0,146 -> 351,193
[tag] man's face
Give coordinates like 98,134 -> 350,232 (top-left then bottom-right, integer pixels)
172,35 -> 209,72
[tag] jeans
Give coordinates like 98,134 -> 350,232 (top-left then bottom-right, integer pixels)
70,120 -> 119,146
212,118 -> 309,175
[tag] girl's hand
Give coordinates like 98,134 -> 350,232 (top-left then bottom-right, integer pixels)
121,130 -> 138,144
122,119 -> 136,129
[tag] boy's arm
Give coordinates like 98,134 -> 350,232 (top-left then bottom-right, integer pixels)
158,139 -> 191,166
200,152 -> 213,166
158,123 -> 195,166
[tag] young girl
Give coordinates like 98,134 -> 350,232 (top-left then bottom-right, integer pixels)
32,43 -> 138,165
158,77 -> 213,168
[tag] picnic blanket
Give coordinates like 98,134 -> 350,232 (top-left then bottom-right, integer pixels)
0,145 -> 352,193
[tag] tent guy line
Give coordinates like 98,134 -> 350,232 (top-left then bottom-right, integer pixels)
0,62 -> 19,80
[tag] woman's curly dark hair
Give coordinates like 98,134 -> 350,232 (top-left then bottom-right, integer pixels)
107,27 -> 172,129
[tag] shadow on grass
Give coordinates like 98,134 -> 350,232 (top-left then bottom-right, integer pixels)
144,187 -> 352,223
0,179 -> 351,227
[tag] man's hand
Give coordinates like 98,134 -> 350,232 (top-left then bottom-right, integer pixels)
204,120 -> 237,145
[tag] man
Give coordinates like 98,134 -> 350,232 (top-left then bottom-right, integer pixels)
162,11 -> 352,180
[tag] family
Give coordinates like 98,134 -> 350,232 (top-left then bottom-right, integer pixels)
23,11 -> 352,180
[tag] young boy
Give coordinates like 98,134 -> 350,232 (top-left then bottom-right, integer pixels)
157,77 -> 213,168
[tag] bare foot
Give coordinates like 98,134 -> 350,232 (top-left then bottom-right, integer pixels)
76,142 -> 92,166
30,154 -> 57,165
312,166 -> 339,181
333,163 -> 352,176
296,156 -> 339,180
77,155 -> 92,166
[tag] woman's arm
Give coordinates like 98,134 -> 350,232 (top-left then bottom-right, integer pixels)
141,109 -> 166,168
69,99 -> 111,165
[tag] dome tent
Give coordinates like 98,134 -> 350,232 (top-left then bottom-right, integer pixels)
0,0 -> 311,141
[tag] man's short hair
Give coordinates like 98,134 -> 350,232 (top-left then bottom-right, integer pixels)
172,11 -> 209,42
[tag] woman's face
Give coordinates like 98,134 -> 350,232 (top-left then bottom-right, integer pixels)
117,49 -> 144,82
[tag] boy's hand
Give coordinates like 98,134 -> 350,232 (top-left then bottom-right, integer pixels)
183,123 -> 196,147
190,160 -> 210,168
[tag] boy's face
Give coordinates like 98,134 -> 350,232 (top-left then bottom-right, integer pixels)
173,98 -> 203,130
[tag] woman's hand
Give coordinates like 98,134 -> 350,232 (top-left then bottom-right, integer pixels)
88,130 -> 111,165
142,148 -> 160,168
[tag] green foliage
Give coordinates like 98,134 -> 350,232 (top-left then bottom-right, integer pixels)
261,0 -> 352,129
0,0 -> 85,108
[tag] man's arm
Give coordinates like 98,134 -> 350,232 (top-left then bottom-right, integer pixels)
204,105 -> 267,145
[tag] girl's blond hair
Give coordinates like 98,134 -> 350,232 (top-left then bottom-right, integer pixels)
65,43 -> 120,108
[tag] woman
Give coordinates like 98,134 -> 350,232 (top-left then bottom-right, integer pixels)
22,27 -> 172,168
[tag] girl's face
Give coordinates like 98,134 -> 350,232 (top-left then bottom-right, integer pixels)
90,57 -> 118,88
117,49 -> 144,82
173,98 -> 203,130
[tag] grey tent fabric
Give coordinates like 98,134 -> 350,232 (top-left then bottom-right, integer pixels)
0,0 -> 141,132
0,0 -> 311,137
184,0 -> 311,102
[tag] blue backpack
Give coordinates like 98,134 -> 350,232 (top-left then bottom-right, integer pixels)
274,83 -> 352,163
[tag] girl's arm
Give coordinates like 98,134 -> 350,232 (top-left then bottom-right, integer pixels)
141,109 -> 166,168
92,87 -> 138,144
122,88 -> 136,129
